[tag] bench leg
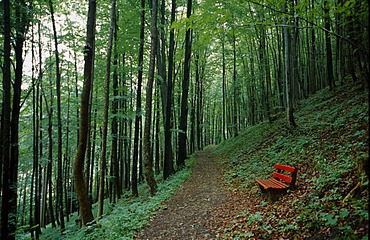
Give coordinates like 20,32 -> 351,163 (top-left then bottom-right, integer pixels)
259,184 -> 267,194
267,190 -> 279,201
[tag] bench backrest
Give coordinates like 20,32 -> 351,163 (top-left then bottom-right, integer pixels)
273,164 -> 297,188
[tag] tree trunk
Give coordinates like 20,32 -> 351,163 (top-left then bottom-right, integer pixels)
31,23 -> 41,236
163,0 -> 176,180
178,0 -> 193,168
111,19 -> 120,201
74,0 -> 96,226
143,0 -> 159,196
48,0 -> 65,230
46,83 -> 56,227
309,0 -> 317,94
232,29 -> 238,137
1,0 -> 12,238
195,52 -> 203,150
283,2 -> 297,128
221,34 -> 227,140
98,0 -> 116,217
155,87 -> 161,175
324,0 -> 335,90
132,0 -> 146,196
6,2 -> 31,238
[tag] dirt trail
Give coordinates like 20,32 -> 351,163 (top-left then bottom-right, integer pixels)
137,146 -> 232,239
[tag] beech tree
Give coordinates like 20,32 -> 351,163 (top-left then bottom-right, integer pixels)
132,0 -> 146,197
162,0 -> 176,180
74,0 -> 96,226
177,0 -> 193,168
1,0 -> 13,238
143,0 -> 159,196
48,0 -> 65,229
283,1 -> 297,128
98,0 -> 116,217
0,0 -> 367,236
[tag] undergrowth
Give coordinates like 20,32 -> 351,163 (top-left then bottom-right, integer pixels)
18,157 -> 194,240
215,82 -> 369,239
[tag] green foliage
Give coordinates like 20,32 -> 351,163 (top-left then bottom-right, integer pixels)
19,158 -> 194,240
215,83 -> 368,238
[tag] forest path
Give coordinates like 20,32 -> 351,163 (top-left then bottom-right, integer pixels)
137,145 -> 235,239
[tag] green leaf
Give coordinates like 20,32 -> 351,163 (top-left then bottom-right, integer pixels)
339,208 -> 349,218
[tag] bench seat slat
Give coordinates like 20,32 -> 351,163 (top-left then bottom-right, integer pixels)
255,179 -> 270,189
256,177 -> 288,190
268,178 -> 289,189
273,172 -> 293,184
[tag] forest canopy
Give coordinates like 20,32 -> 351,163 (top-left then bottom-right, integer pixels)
0,0 -> 368,238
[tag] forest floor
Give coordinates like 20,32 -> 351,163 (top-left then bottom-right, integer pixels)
137,145 -> 241,239
137,82 -> 368,240
35,82 -> 367,240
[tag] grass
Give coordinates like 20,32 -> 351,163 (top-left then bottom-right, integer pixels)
17,157 -> 194,240
215,82 -> 369,238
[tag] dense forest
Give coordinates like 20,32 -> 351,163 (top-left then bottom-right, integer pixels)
0,0 -> 368,239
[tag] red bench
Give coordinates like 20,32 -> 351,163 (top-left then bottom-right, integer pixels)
256,164 -> 297,198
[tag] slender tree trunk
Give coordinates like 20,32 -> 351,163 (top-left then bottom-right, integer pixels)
143,0 -> 159,196
48,0 -> 65,230
163,0 -> 176,180
21,175 -> 28,227
64,67 -> 72,222
194,53 -> 200,150
139,125 -> 144,183
283,2 -> 297,128
221,34 -> 227,140
31,24 -> 41,237
132,0 -> 146,196
324,0 -> 335,90
309,0 -> 317,94
157,0 -> 167,126
178,0 -> 193,168
74,0 -> 96,226
1,0 -> 12,238
155,87 -> 161,175
46,83 -> 56,227
36,21 -> 43,236
40,84 -> 47,228
30,26 -> 35,239
98,0 -> 116,217
111,20 -> 120,201
232,29 -> 238,137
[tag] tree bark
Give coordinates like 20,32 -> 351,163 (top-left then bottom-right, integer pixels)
74,0 -> 96,226
221,33 -> 227,140
132,0 -> 146,196
324,0 -> 335,90
143,0 -> 159,196
98,0 -> 116,217
5,1 -> 31,238
1,0 -> 13,238
232,29 -> 238,137
178,0 -> 193,168
48,0 -> 65,230
283,1 -> 297,128
111,17 -> 120,201
163,0 -> 176,180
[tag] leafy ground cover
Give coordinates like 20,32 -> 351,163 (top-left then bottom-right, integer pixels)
18,158 -> 194,240
212,82 -> 368,239
18,82 -> 368,239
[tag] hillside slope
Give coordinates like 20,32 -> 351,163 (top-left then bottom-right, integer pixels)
213,82 -> 368,239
